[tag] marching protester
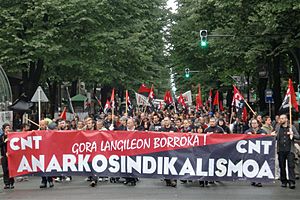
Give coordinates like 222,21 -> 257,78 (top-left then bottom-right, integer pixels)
55,119 -> 72,183
5,81 -> 300,192
96,119 -> 109,182
39,120 -> 54,189
261,116 -> 274,134
116,116 -> 127,130
174,118 -> 183,132
0,123 -> 15,189
149,114 -> 162,132
83,117 -> 98,187
123,118 -> 138,186
244,118 -> 267,187
232,117 -> 247,134
204,117 -> 225,134
217,118 -> 231,134
15,123 -> 31,182
181,119 -> 192,133
201,117 -> 225,187
160,117 -> 177,187
271,114 -> 300,189
77,120 -> 85,130
96,119 -> 108,131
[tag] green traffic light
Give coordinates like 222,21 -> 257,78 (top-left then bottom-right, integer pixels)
185,73 -> 190,78
200,40 -> 207,48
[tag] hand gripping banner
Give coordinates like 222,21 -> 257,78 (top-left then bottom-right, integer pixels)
7,130 -> 275,182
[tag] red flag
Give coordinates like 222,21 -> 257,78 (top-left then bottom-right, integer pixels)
288,79 -> 298,112
280,79 -> 299,112
213,90 -> 219,106
178,93 -> 187,108
242,106 -> 248,122
232,85 -> 244,105
220,99 -> 224,111
158,101 -> 163,110
232,85 -> 246,118
104,100 -> 111,114
59,107 -> 67,120
149,84 -> 155,99
196,95 -> 201,111
164,90 -> 173,104
138,84 -> 151,93
110,88 -> 115,109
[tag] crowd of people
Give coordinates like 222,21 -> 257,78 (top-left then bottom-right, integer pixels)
1,108 -> 300,190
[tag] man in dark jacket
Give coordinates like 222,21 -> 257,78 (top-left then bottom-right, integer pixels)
0,123 -> 14,189
204,118 -> 224,134
160,117 -> 177,187
201,118 -> 224,186
232,117 -> 247,134
149,114 -> 162,132
272,114 -> 300,189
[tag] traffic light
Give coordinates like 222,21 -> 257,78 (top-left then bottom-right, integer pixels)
184,68 -> 190,78
199,30 -> 208,48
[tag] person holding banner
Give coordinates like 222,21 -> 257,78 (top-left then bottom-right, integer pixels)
149,114 -> 162,132
272,114 -> 300,189
123,118 -> 138,186
244,118 -> 267,187
160,117 -> 177,187
116,116 -> 127,130
83,117 -> 99,187
201,118 -> 225,186
0,123 -> 15,189
38,120 -> 54,189
204,118 -> 224,134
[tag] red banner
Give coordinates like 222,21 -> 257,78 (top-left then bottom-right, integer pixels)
7,130 -> 275,182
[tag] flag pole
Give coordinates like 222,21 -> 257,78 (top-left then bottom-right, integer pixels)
111,88 -> 115,125
289,89 -> 293,139
66,87 -> 75,119
125,90 -> 128,116
95,96 -> 104,111
25,117 -> 40,128
229,107 -> 234,125
111,103 -> 114,125
243,100 -> 256,116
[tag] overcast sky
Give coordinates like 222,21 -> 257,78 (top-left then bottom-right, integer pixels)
167,0 -> 177,13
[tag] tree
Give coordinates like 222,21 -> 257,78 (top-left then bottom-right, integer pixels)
0,0 -> 170,116
169,0 -> 300,114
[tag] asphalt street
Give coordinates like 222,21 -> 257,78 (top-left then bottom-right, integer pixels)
0,177 -> 299,200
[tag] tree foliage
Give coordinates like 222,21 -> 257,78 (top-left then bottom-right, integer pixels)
0,0 -> 170,98
170,0 -> 300,112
